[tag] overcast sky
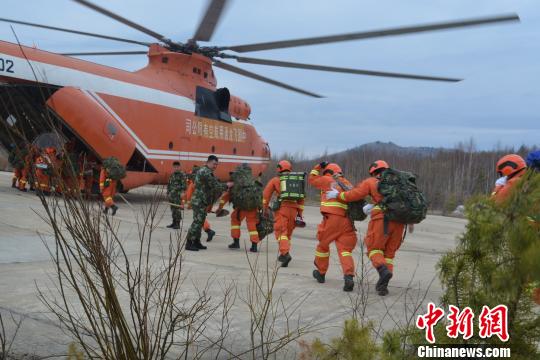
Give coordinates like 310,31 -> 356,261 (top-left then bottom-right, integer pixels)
1,0 -> 538,156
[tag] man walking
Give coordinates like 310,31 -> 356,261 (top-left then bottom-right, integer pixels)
167,161 -> 187,229
185,156 -> 228,251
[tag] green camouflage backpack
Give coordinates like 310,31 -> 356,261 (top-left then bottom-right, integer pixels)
230,164 -> 262,211
256,210 -> 274,240
335,178 -> 367,222
377,168 -> 427,224
279,172 -> 306,201
103,157 -> 126,180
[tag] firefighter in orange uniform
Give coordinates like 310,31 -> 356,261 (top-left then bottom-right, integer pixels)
327,160 -> 407,296
491,154 -> 539,305
8,144 -> 24,190
491,154 -> 527,204
20,145 -> 38,192
184,167 -> 215,241
34,147 -> 56,195
99,166 -> 119,215
262,160 -> 304,267
220,190 -> 261,252
308,162 -> 358,291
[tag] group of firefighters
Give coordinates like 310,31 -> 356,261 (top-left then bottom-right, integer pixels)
9,143 -> 119,215
164,152 -> 537,295
8,147 -> 537,295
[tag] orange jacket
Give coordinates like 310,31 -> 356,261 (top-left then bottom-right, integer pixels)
308,165 -> 352,217
99,168 -> 117,193
185,180 -> 195,202
263,176 -> 304,213
491,170 -> 526,204
338,176 -> 384,220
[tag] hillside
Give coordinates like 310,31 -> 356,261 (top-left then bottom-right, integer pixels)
267,140 -> 537,212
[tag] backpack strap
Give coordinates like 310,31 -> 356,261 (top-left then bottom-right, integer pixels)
402,225 -> 408,243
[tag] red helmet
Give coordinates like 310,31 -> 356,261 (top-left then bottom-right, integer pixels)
277,160 -> 292,172
496,154 -> 526,176
369,160 -> 389,175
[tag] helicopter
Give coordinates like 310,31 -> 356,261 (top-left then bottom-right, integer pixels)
0,0 -> 519,190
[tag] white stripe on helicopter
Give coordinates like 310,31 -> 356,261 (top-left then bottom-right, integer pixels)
86,91 -> 269,164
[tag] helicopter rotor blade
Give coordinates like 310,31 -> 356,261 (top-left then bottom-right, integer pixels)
221,13 -> 520,53
0,17 -> 150,47
71,0 -> 175,46
213,60 -> 323,98
191,0 -> 229,42
232,56 -> 462,82
61,51 -> 148,56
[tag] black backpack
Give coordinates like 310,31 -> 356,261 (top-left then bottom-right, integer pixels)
377,168 -> 427,224
335,179 -> 367,222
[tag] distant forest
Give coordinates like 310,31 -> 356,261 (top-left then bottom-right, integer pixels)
263,140 -> 538,213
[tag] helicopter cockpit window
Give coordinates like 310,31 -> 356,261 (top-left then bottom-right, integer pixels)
195,86 -> 232,122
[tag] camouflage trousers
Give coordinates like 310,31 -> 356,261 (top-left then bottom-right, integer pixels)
170,205 -> 182,222
187,205 -> 208,243
169,195 -> 182,223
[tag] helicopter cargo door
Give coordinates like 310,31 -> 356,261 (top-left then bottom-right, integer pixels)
46,87 -> 136,164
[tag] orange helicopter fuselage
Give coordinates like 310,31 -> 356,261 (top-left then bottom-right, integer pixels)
0,41 -> 271,189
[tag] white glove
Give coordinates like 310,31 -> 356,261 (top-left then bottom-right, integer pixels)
495,176 -> 507,187
363,203 -> 374,215
326,189 -> 339,199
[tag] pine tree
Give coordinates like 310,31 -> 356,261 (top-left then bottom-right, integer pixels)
437,171 -> 540,357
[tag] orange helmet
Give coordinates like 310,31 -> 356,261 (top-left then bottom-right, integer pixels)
324,163 -> 342,175
277,160 -> 292,172
369,160 -> 389,175
496,154 -> 526,176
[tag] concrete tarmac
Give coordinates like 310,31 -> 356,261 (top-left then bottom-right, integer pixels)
0,171 -> 466,358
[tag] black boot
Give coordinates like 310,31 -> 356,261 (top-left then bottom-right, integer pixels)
103,207 -> 109,215
312,270 -> 325,283
206,229 -> 216,242
11,179 -> 17,188
195,239 -> 207,250
111,205 -> 118,216
185,239 -> 199,252
278,253 -> 292,267
376,265 -> 393,296
249,242 -> 258,253
167,219 -> 180,229
228,238 -> 240,249
343,275 -> 354,292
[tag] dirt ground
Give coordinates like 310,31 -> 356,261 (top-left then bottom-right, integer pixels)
0,171 -> 467,358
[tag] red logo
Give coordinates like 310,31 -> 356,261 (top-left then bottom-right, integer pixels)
416,303 -> 445,344
417,303 -> 509,343
478,305 -> 509,342
446,305 -> 474,340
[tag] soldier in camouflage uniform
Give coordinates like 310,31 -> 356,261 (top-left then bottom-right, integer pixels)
167,161 -> 187,229
186,155 -> 229,251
